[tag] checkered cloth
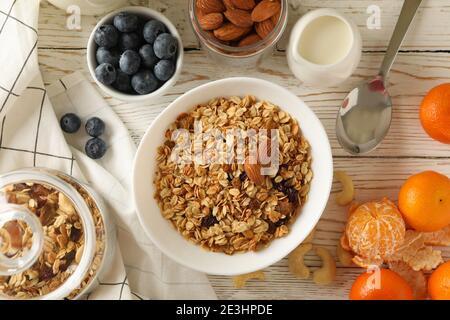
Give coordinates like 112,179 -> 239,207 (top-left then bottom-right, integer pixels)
0,0 -> 216,300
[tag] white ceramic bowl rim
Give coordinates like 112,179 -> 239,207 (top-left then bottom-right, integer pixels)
132,77 -> 333,275
86,6 -> 184,102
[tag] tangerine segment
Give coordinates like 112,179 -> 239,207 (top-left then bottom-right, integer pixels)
350,268 -> 414,300
398,171 -> 450,232
345,198 -> 405,260
428,261 -> 450,300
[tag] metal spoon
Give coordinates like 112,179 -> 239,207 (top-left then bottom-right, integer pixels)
336,0 -> 422,154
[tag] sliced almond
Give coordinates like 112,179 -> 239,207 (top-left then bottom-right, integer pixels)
214,23 -> 251,41
255,19 -> 274,39
196,0 -> 226,14
251,0 -> 281,22
198,12 -> 224,30
231,0 -> 256,10
224,8 -> 253,28
238,33 -> 261,47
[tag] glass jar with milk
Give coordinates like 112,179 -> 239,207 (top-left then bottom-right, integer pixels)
47,0 -> 127,15
287,8 -> 362,87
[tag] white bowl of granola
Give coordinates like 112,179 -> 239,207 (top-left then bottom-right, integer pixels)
133,77 -> 333,275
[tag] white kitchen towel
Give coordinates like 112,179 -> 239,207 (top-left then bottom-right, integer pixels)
0,0 -> 216,299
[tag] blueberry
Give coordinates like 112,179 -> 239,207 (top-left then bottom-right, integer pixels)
131,70 -> 159,95
139,44 -> 158,68
154,59 -> 175,81
85,117 -> 105,137
95,63 -> 117,85
113,12 -> 138,32
113,70 -> 132,93
119,50 -> 141,75
85,137 -> 107,159
153,33 -> 178,59
96,47 -> 120,66
94,25 -> 119,48
143,19 -> 166,44
60,113 -> 81,134
119,32 -> 141,50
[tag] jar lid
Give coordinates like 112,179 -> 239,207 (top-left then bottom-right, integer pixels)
0,169 -> 96,300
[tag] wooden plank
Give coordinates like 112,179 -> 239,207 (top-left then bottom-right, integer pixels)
39,0 -> 450,50
38,49 -> 450,157
209,157 -> 450,300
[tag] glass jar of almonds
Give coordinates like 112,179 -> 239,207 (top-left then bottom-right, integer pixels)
0,168 -> 115,300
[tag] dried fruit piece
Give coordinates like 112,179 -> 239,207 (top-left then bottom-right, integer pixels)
336,241 -> 354,267
313,247 -> 336,285
231,0 -> 256,10
214,23 -> 251,41
196,0 -> 226,14
334,171 -> 354,206
244,156 -> 265,185
198,12 -> 224,30
288,243 -> 312,279
233,270 -> 265,288
388,261 -> 427,299
255,19 -> 274,39
251,0 -> 281,22
238,33 -> 262,47
224,8 -> 253,28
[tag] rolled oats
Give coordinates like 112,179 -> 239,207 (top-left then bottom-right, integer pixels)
154,96 -> 312,254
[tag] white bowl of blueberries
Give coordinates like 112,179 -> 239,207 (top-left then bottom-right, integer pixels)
87,6 -> 183,102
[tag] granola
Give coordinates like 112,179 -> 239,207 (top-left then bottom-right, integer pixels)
154,95 -> 312,254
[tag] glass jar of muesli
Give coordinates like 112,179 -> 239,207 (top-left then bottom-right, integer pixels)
0,168 -> 115,300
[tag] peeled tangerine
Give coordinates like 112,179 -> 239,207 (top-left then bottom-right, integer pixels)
345,198 -> 406,267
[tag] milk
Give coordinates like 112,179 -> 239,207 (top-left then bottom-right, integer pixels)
298,15 -> 353,65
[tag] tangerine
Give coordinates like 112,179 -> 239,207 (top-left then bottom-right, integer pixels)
345,198 -> 405,261
428,261 -> 450,300
350,268 -> 414,300
420,83 -> 450,144
399,171 -> 450,232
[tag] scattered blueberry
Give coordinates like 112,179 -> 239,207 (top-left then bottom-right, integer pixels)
85,137 -> 107,159
119,32 -> 141,50
119,50 -> 141,75
154,59 -> 175,81
113,12 -> 138,32
60,113 -> 81,134
85,117 -> 105,137
95,63 -> 117,85
131,70 -> 159,95
153,33 -> 178,59
139,44 -> 158,68
96,47 -> 120,66
143,19 -> 166,44
94,25 -> 119,48
113,70 -> 132,93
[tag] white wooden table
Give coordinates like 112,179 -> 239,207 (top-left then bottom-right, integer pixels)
38,0 -> 450,299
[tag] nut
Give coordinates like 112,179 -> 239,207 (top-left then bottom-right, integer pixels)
230,0 -> 256,10
336,241 -> 354,267
313,247 -> 336,285
213,22 -> 251,41
198,12 -> 224,30
244,157 -> 265,186
288,243 -> 313,279
224,8 -> 253,28
251,0 -> 281,22
196,0 -> 226,14
238,33 -> 261,47
255,19 -> 274,39
233,270 -> 265,288
334,171 -> 354,206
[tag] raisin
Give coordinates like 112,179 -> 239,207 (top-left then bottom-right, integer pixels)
39,265 -> 54,281
227,173 -> 233,182
69,227 -> 82,242
239,172 -> 247,182
201,215 -> 218,228
286,188 -> 298,204
266,220 -> 276,234
275,217 -> 289,227
249,198 -> 260,210
31,184 -> 50,197
14,183 -> 28,191
60,250 -> 76,272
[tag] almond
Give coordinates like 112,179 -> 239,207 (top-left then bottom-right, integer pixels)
270,7 -> 281,25
251,0 -> 281,22
238,33 -> 261,46
214,23 -> 251,41
244,157 -> 265,186
230,0 -> 256,10
224,8 -> 253,28
255,19 -> 274,39
196,0 -> 226,14
198,12 -> 224,30
223,0 -> 236,10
